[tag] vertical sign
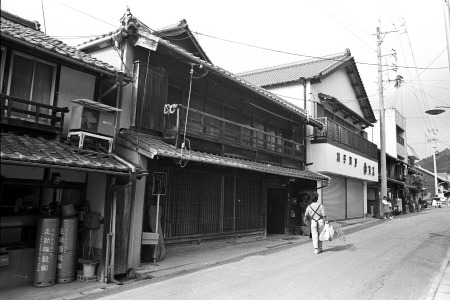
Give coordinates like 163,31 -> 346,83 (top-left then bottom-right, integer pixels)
152,172 -> 167,195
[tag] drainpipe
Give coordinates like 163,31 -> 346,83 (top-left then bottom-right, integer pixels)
299,77 -> 308,168
103,177 -> 123,285
109,152 -> 136,173
108,185 -> 122,284
103,177 -> 114,283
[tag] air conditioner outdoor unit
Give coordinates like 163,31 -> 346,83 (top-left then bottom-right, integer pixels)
69,99 -> 122,137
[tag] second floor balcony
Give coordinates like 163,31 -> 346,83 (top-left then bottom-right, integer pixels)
312,117 -> 378,159
1,94 -> 68,135
163,105 -> 305,162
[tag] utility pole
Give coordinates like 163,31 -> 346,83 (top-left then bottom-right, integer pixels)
375,23 -> 398,217
377,25 -> 387,217
445,0 -> 450,75
430,133 -> 439,196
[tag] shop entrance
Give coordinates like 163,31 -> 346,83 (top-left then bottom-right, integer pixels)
266,188 -> 286,234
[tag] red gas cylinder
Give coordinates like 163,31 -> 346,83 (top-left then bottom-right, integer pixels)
33,215 -> 60,287
56,204 -> 79,284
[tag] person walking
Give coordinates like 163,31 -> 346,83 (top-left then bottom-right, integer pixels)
304,192 -> 329,254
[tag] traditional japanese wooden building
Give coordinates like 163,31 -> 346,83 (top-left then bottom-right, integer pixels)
239,50 -> 378,220
79,10 -> 329,274
0,10 -> 143,288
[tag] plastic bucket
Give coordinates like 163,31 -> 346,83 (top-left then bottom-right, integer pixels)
82,263 -> 97,278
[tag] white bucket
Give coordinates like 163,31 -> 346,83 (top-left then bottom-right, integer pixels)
82,263 -> 97,278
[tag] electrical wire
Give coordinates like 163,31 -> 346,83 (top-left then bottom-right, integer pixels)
39,1 -> 448,72
179,64 -> 194,168
50,0 -> 119,29
192,31 -> 447,70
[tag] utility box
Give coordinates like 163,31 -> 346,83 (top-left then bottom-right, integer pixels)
69,99 -> 122,137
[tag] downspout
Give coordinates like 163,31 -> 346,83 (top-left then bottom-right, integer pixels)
104,177 -> 114,283
109,152 -> 136,179
108,184 -> 122,284
300,77 -> 308,168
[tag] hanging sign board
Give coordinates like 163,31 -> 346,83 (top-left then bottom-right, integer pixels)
152,172 -> 167,195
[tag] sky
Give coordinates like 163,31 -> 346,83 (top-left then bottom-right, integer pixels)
2,0 -> 450,161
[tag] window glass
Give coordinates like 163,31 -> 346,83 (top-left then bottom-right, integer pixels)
277,127 -> 286,153
8,53 -> 55,119
203,99 -> 222,137
253,117 -> 265,149
9,54 -> 33,100
31,61 -> 53,116
266,123 -> 276,151
223,106 -> 239,142
241,112 -> 253,146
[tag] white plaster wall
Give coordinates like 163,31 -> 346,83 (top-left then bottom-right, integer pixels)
368,109 -> 407,159
314,68 -> 364,116
87,47 -> 123,70
308,142 -> 378,182
267,84 -> 306,111
58,66 -> 96,133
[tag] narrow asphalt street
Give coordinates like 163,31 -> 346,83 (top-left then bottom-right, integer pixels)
93,207 -> 450,300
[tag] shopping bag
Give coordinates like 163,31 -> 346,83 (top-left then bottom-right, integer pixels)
319,223 -> 334,241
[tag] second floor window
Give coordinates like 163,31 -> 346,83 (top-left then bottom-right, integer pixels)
7,51 -> 56,117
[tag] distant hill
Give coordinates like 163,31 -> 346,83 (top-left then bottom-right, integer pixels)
417,148 -> 450,174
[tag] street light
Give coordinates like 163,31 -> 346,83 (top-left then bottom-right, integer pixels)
425,107 -> 449,197
425,106 -> 450,115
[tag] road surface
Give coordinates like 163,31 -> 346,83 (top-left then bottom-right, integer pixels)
94,207 -> 450,300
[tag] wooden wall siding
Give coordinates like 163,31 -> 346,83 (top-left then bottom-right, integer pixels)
176,106 -> 305,162
135,62 -> 168,132
160,168 -> 264,239
235,177 -> 264,231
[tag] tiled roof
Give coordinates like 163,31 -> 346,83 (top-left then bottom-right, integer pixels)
118,130 -> 330,182
237,52 -> 352,87
0,11 -> 120,76
155,19 -> 212,63
1,131 -> 132,175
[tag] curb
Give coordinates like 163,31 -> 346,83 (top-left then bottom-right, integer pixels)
426,247 -> 450,300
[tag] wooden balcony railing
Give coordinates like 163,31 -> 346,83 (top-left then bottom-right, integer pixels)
313,117 -> 378,159
1,94 -> 69,134
164,105 -> 304,159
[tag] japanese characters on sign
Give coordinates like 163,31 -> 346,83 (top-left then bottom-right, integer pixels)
336,151 -> 375,176
152,172 -> 167,195
36,226 -> 57,272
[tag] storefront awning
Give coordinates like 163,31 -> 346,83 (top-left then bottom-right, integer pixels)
118,130 -> 330,182
1,131 -> 145,176
387,177 -> 406,186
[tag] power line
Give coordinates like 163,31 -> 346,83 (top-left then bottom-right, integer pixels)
50,0 -> 119,29
40,0 -> 450,72
192,31 -> 449,70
